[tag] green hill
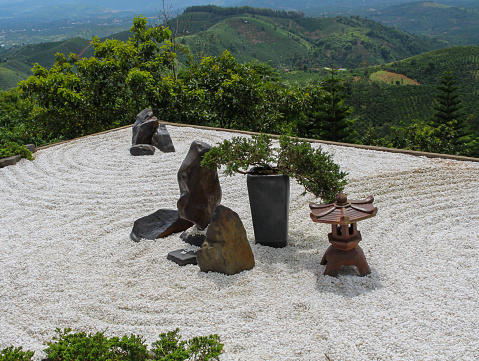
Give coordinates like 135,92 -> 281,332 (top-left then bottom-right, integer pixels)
169,9 -> 441,70
366,1 -> 479,46
0,38 -> 91,90
0,9 -> 442,90
343,46 -> 479,134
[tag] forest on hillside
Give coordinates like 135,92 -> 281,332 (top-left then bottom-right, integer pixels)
184,5 -> 305,18
1,10 -> 478,162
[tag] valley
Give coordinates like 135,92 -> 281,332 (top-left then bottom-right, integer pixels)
0,3 -> 478,157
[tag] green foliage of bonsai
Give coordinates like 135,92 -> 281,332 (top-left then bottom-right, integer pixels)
0,346 -> 34,361
0,142 -> 33,160
201,133 -> 348,202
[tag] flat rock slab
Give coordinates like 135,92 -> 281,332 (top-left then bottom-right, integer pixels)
167,249 -> 198,266
130,144 -> 156,156
0,155 -> 21,168
130,209 -> 193,242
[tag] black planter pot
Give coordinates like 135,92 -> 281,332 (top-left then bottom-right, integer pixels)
247,173 -> 290,248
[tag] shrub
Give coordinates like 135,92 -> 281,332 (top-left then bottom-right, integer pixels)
39,328 -> 223,361
44,328 -> 148,361
0,142 -> 33,160
0,346 -> 34,361
151,328 -> 223,361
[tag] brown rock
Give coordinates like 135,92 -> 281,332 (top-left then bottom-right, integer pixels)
132,109 -> 159,146
197,205 -> 255,275
177,141 -> 221,230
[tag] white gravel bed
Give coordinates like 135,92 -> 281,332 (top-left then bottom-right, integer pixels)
1,126 -> 478,360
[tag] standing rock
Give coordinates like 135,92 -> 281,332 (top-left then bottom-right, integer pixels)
177,141 -> 221,230
152,124 -> 175,153
197,205 -> 255,275
25,144 -> 36,153
132,109 -> 159,146
130,209 -> 193,242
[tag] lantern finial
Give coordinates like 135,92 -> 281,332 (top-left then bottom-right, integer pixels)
335,192 -> 348,205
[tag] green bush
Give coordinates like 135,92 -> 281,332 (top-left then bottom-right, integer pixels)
0,142 -> 33,160
44,328 -> 149,361
151,328 -> 223,361
0,346 -> 34,361
37,328 -> 224,361
0,90 -> 49,146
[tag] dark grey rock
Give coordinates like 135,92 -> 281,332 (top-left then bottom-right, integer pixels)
197,205 -> 255,275
152,124 -> 175,153
177,141 -> 222,230
0,155 -> 21,168
130,144 -> 156,156
180,231 -> 206,247
167,249 -> 198,266
131,109 -> 159,146
25,144 -> 36,153
130,209 -> 193,242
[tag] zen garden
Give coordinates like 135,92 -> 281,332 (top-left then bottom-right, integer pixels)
1,15 -> 478,361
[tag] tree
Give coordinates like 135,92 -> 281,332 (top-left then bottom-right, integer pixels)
0,90 -> 41,145
314,65 -> 356,143
18,15 -> 175,139
177,51 -> 283,133
432,71 -> 464,129
431,70 -> 473,153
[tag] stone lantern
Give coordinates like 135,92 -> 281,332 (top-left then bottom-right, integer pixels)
309,192 -> 377,276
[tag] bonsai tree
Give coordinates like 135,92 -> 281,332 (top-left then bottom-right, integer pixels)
201,133 -> 348,203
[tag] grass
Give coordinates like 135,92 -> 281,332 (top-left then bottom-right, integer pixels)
370,70 -> 420,85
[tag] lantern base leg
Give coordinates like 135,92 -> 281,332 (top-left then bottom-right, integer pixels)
320,245 -> 371,277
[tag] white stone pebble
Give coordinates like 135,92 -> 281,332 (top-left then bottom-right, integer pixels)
0,126 -> 478,360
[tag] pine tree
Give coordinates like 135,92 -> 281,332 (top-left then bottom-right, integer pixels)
431,70 -> 469,151
432,71 -> 464,130
316,65 -> 356,143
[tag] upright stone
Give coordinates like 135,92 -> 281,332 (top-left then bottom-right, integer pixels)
197,205 -> 255,275
132,109 -> 159,146
152,124 -> 175,153
25,144 -> 36,153
177,141 -> 222,230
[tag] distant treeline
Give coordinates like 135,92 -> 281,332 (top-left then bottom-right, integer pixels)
184,5 -> 305,19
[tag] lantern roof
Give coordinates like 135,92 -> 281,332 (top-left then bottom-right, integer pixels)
310,192 -> 377,225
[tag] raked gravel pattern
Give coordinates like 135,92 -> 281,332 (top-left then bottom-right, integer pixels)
1,126 -> 478,360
